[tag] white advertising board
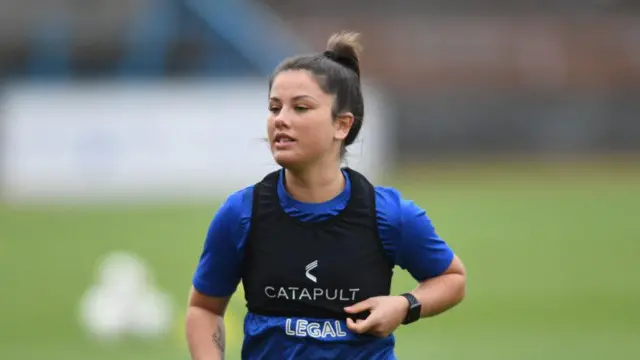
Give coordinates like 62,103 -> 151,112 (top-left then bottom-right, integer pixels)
0,79 -> 390,203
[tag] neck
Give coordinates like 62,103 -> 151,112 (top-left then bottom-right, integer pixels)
284,161 -> 345,203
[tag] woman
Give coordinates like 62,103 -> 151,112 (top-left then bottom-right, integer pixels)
186,31 -> 467,360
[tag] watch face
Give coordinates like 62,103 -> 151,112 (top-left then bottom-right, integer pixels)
402,294 -> 421,324
406,294 -> 419,307
409,302 -> 420,314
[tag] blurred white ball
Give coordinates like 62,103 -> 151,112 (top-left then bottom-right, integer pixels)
96,251 -> 150,291
79,286 -> 129,341
78,250 -> 174,342
129,290 -> 174,339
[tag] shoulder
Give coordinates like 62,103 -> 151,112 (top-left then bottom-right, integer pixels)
372,184 -> 440,247
208,185 -> 254,239
194,186 -> 256,297
373,185 -> 454,280
374,185 -> 435,222
221,185 -> 254,218
373,186 -> 402,217
373,186 -> 421,227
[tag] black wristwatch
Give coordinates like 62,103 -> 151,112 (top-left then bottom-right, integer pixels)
400,293 -> 421,325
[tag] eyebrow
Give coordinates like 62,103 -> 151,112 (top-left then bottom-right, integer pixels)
269,95 -> 318,102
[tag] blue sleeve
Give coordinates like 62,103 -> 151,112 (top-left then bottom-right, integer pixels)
192,186 -> 253,297
396,198 -> 455,281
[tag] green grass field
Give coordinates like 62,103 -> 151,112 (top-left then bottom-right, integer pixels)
1,161 -> 639,359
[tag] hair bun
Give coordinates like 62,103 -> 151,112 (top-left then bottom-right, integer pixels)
325,31 -> 363,77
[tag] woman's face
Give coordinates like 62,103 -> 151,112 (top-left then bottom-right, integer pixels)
267,70 -> 351,170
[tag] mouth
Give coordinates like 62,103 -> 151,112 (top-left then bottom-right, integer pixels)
274,134 -> 296,145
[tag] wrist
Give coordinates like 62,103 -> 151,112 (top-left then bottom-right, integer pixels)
396,295 -> 411,314
399,293 -> 421,325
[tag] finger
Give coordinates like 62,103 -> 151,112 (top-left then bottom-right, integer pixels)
345,317 -> 356,329
371,324 -> 391,338
344,299 -> 373,314
346,316 -> 375,334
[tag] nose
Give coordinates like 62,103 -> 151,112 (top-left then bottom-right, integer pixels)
273,107 -> 291,129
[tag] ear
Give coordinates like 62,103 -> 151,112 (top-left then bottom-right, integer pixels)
333,112 -> 355,141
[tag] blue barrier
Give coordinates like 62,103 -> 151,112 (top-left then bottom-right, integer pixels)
26,10 -> 71,78
117,0 -> 178,77
183,0 -> 307,77
18,0 -> 307,79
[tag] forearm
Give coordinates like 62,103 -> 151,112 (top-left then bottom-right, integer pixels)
411,272 -> 466,318
186,306 -> 226,360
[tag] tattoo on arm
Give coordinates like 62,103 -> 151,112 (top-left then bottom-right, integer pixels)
211,323 -> 225,354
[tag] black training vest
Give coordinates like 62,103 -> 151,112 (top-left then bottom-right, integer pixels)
241,168 -> 393,320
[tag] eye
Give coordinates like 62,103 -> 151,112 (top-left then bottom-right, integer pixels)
294,106 -> 309,112
268,106 -> 281,114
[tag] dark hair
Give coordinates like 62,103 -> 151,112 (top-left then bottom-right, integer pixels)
268,31 -> 364,158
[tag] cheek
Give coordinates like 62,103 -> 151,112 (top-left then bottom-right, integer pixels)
299,121 -> 334,151
266,117 -> 275,138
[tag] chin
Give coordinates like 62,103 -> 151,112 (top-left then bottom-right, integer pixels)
272,152 -> 303,169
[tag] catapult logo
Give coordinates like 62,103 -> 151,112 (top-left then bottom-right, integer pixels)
263,259 -> 360,303
305,260 -> 318,283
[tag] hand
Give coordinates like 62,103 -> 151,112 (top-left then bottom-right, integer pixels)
343,296 -> 409,338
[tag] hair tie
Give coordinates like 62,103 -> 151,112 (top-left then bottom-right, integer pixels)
322,51 -> 359,77
322,51 -> 338,61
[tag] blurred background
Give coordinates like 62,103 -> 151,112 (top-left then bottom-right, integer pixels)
1,1 -> 639,359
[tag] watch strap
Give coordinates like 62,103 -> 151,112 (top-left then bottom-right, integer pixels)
400,293 -> 421,325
